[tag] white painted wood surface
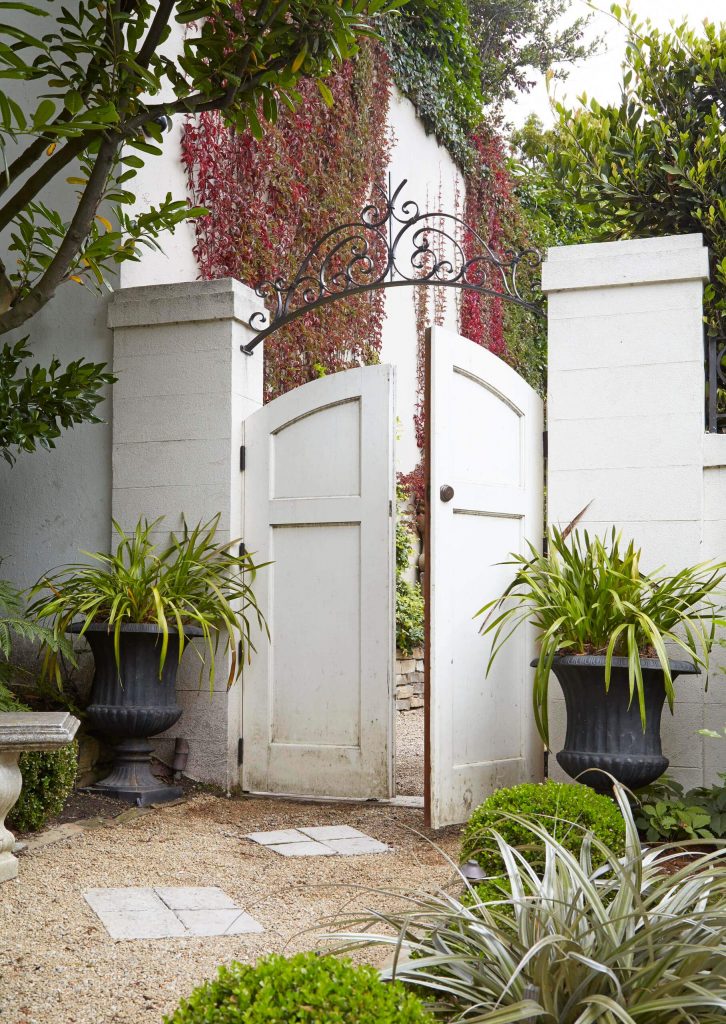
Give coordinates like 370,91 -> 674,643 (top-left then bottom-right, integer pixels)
242,366 -> 395,799
427,326 -> 544,829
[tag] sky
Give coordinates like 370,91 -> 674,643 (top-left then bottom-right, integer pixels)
506,0 -> 726,126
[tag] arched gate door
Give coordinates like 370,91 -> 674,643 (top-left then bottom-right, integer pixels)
240,328 -> 543,826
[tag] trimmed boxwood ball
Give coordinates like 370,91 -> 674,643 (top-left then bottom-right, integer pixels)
462,780 -> 626,882
0,686 -> 78,833
164,952 -> 433,1024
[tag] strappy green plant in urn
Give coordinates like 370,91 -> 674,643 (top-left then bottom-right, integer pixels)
29,515 -> 268,805
476,527 -> 726,791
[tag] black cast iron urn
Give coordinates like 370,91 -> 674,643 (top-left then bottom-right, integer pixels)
72,622 -> 201,806
538,654 -> 699,793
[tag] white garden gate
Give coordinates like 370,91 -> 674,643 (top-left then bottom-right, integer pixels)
425,325 -> 543,828
240,326 -> 543,825
242,365 -> 396,799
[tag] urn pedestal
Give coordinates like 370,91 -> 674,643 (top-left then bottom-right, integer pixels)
73,623 -> 200,806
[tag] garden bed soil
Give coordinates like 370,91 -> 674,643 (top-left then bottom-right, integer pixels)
1,792 -> 462,1024
16,761 -> 217,834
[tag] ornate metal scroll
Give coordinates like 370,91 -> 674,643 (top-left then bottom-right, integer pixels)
242,178 -> 544,353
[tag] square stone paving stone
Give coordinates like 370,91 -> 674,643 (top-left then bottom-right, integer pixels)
175,909 -> 264,936
266,840 -> 335,857
246,829 -> 306,846
324,836 -> 389,855
155,886 -> 236,911
246,827 -> 389,857
299,826 -> 366,841
98,908 -> 187,941
85,887 -> 161,914
84,886 -> 263,940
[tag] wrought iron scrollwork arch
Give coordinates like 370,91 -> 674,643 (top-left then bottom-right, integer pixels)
242,178 -> 545,354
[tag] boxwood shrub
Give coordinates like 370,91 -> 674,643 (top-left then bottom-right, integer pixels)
165,952 -> 433,1024
1,684 -> 78,833
462,780 -> 626,884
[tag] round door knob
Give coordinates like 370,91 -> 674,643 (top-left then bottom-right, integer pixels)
440,484 -> 455,503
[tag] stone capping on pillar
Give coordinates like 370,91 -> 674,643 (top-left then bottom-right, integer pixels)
107,277 -> 266,332
0,711 -> 80,751
542,232 -> 709,294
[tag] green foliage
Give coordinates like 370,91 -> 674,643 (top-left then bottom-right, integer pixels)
382,0 -> 594,166
0,684 -> 77,833
0,3 -> 403,448
510,114 -> 592,251
635,773 -> 726,842
28,516 -> 268,693
381,0 -> 484,167
462,780 -> 625,881
477,527 -> 726,745
0,337 -> 114,465
545,6 -> 726,350
338,786 -> 726,1023
0,575 -> 74,686
395,489 -> 424,655
164,952 -> 433,1024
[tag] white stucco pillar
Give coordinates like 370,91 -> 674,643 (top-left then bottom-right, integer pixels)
108,279 -> 265,790
542,233 -> 726,788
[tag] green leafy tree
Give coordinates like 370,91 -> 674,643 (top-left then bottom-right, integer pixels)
0,0 -> 404,462
543,5 -> 726,352
382,0 -> 596,165
467,0 -> 596,107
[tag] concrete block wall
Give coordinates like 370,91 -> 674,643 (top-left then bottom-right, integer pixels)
543,233 -> 726,788
108,278 -> 266,791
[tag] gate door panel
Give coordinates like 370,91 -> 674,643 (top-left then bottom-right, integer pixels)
426,326 -> 543,828
242,365 -> 395,799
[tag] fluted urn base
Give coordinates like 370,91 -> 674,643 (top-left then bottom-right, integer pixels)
544,655 -> 699,794
72,623 -> 200,806
90,739 -> 183,806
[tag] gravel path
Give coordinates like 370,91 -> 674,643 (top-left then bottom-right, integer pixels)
396,708 -> 424,797
1,795 -> 462,1024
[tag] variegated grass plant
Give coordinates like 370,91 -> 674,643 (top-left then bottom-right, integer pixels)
476,528 -> 726,745
332,786 -> 726,1023
28,515 -> 268,691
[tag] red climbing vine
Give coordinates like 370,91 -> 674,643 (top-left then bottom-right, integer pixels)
460,132 -> 510,359
182,41 -> 391,401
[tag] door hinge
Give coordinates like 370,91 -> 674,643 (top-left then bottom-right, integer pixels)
542,430 -> 548,459
238,541 -> 246,558
389,499 -> 393,517
237,737 -> 244,766
239,445 -> 246,471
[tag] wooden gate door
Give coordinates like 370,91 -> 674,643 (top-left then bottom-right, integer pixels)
242,365 -> 395,799
426,326 -> 544,828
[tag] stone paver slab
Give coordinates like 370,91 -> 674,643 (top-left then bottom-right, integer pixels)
246,828 -> 305,845
247,826 -> 391,857
85,887 -> 160,914
99,908 -> 186,940
155,886 -> 236,911
299,826 -> 366,841
266,840 -> 334,857
84,886 -> 264,940
175,909 -> 264,936
323,836 -> 389,855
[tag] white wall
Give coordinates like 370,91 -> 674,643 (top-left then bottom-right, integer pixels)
382,87 -> 465,475
543,233 -> 726,787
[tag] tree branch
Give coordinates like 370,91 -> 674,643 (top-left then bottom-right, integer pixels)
136,0 -> 175,69
0,136 -> 119,336
0,134 -> 91,233
0,113 -> 76,200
